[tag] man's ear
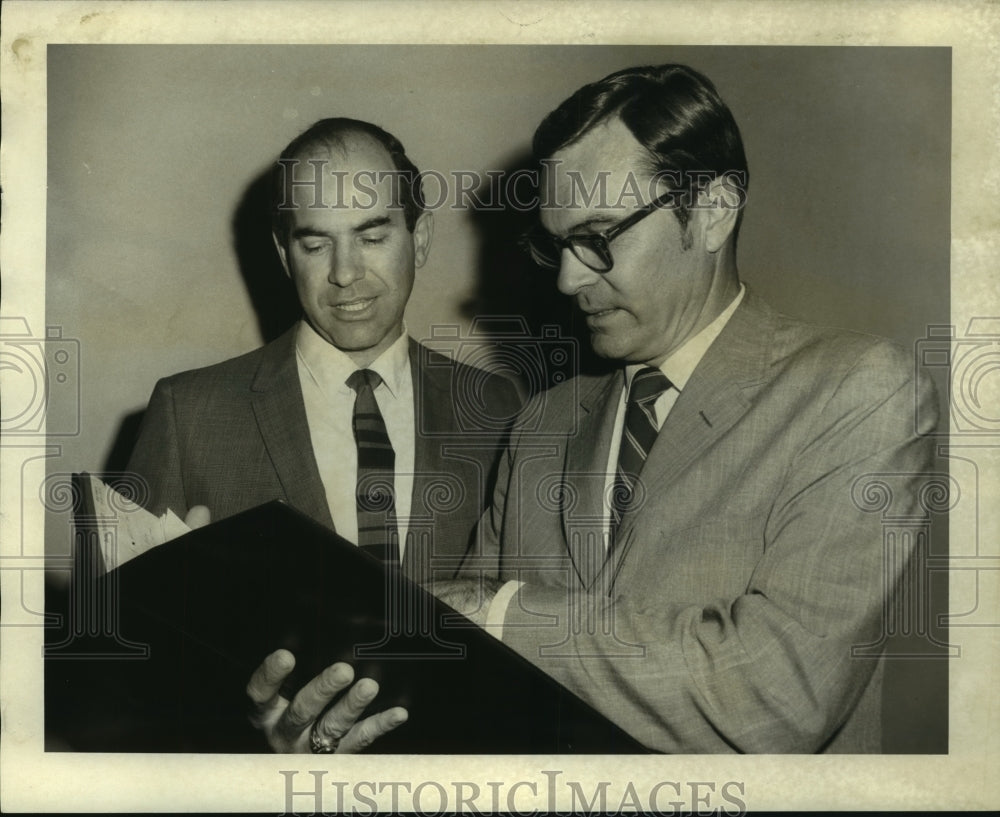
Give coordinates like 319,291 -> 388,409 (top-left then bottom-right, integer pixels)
696,176 -> 741,254
412,211 -> 434,269
272,231 -> 291,277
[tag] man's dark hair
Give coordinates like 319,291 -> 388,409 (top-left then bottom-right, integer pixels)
271,117 -> 424,238
533,64 -> 748,236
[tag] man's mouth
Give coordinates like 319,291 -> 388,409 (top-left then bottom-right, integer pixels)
582,305 -> 622,323
333,297 -> 376,313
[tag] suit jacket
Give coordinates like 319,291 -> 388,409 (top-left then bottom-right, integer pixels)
126,327 -> 521,583
473,289 -> 939,753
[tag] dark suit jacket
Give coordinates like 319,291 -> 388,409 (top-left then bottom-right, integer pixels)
473,289 -> 939,753
126,327 -> 521,583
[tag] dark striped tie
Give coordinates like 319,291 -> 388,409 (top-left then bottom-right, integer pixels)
610,366 -> 672,546
347,369 -> 400,565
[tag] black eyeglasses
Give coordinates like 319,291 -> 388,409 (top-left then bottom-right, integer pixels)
519,189 -> 682,273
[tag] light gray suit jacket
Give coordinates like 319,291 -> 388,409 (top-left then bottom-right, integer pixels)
472,289 -> 938,753
126,327 -> 521,583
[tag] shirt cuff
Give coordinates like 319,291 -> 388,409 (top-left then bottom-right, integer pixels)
483,580 -> 524,641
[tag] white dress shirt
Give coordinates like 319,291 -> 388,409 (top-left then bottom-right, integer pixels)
295,321 -> 415,557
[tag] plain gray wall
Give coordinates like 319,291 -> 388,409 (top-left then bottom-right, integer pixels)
45,45 -> 950,751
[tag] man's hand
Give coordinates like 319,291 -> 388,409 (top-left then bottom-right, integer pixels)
427,578 -> 503,627
246,649 -> 408,753
184,505 -> 212,529
197,505 -> 407,752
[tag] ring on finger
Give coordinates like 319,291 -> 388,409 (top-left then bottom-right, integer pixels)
309,721 -> 340,754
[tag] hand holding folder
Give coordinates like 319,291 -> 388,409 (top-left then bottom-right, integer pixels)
46,476 -> 647,753
185,504 -> 411,754
247,648 -> 409,753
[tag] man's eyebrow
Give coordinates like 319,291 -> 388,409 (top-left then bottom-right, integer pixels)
290,227 -> 331,239
352,216 -> 392,233
289,216 -> 393,240
562,214 -> 617,234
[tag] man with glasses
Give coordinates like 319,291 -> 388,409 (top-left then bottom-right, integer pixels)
266,64 -> 939,754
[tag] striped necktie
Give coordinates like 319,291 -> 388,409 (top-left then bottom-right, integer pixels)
347,369 -> 400,565
610,366 -> 672,546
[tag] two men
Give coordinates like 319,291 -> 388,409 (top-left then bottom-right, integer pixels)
276,63 -> 938,753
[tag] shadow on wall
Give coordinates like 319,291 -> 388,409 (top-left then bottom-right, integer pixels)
101,410 -> 146,474
102,168 -> 301,475
461,151 -> 614,397
232,167 -> 303,343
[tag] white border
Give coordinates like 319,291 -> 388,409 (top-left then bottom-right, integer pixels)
2,1 -> 998,812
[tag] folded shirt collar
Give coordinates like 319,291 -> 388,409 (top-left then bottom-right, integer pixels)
625,282 -> 746,392
296,320 -> 410,399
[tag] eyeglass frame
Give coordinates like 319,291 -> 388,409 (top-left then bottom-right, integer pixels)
519,189 -> 683,273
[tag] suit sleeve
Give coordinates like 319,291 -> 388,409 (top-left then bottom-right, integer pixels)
498,342 -> 940,753
125,377 -> 190,519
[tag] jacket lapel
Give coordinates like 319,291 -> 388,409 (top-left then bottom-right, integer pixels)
250,327 -> 335,529
563,372 -> 624,588
609,290 -> 776,580
403,339 -> 442,578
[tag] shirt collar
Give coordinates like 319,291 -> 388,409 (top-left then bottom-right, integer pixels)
296,320 -> 411,398
626,283 -> 746,392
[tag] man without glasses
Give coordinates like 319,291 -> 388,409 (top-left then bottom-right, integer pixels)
125,117 -> 520,753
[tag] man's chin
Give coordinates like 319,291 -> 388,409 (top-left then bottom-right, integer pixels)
320,320 -> 405,361
588,332 -> 628,361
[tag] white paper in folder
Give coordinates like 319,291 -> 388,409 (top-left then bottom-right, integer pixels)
77,473 -> 190,572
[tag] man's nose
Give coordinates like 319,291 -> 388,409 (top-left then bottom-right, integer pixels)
328,246 -> 364,287
556,250 -> 600,296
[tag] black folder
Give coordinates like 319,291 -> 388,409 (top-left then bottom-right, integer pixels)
46,498 -> 647,753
